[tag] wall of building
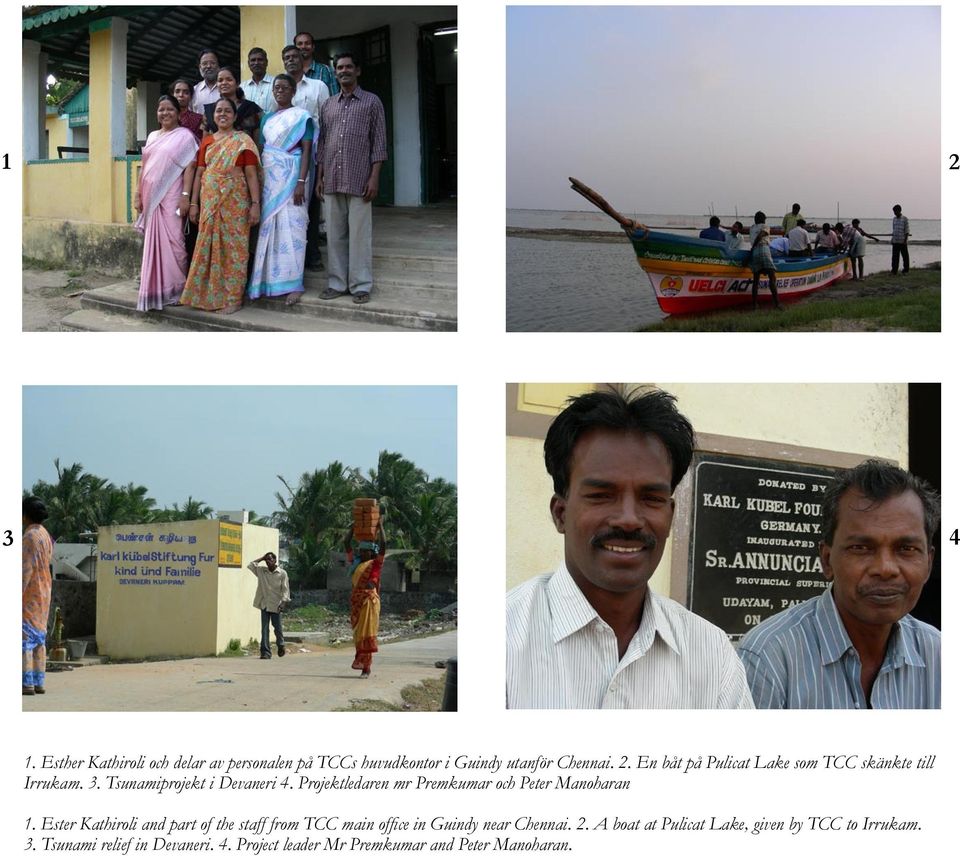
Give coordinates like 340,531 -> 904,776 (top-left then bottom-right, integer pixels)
506,383 -> 908,592
215,524 -> 280,654
23,162 -> 93,220
296,6 -> 456,207
96,520 -> 280,659
46,114 -> 68,158
22,216 -> 143,274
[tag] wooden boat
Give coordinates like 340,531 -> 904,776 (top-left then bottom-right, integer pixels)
569,177 -> 852,314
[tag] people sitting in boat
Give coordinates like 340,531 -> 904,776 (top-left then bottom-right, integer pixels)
815,223 -> 840,254
749,212 -> 781,310
834,223 -> 848,250
787,219 -> 813,257
699,216 -> 725,242
781,203 -> 802,236
725,221 -> 747,253
770,236 -> 789,256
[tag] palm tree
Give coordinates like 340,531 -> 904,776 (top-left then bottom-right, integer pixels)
28,459 -> 108,541
274,462 -> 361,585
361,450 -> 429,540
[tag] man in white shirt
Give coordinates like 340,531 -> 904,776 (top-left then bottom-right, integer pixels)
506,389 -> 754,709
190,48 -> 221,115
787,219 -> 813,257
248,552 -> 291,660
281,43 -> 330,271
242,47 -> 275,112
281,44 -> 329,131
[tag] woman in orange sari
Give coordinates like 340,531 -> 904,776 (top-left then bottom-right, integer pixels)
181,98 -> 261,313
23,497 -> 54,696
345,521 -> 386,677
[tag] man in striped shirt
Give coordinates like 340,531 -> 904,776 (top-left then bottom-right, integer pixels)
738,460 -> 940,708
315,52 -> 388,304
891,204 -> 911,274
506,389 -> 754,709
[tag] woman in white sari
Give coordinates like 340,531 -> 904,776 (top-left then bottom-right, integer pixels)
247,74 -> 313,305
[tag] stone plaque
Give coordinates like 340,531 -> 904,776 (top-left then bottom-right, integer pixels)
687,453 -> 840,639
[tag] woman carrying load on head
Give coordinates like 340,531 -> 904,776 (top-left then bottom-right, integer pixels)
134,94 -> 199,312
22,497 -> 54,696
247,74 -> 313,306
344,519 -> 387,678
180,97 -> 261,314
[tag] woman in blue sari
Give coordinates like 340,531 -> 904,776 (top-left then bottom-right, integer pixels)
247,74 -> 313,305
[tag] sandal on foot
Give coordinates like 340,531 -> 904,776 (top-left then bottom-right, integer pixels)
352,293 -> 371,305
320,288 -> 344,300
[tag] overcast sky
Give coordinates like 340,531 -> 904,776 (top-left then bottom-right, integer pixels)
23,387 -> 457,516
507,5 -> 940,218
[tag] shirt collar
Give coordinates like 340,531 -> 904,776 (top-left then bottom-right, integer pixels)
813,584 -> 925,671
546,563 -> 681,656
337,85 -> 363,101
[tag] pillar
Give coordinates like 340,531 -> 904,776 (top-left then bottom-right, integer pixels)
88,16 -> 128,222
22,40 -> 47,161
240,5 -> 294,79
136,80 -> 162,142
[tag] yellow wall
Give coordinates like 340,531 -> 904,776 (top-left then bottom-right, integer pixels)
97,520 -> 280,659
240,5 -> 289,78
215,524 -> 280,654
24,162 -> 93,220
506,383 -> 908,591
46,115 -> 68,157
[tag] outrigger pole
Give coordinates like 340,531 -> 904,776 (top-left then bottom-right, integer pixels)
568,177 -> 643,231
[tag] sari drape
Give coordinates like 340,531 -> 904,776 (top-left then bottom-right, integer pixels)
135,127 -> 198,311
247,108 -> 311,299
180,131 -> 260,311
350,558 -> 382,672
22,524 -> 54,689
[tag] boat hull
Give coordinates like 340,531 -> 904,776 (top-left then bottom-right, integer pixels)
626,228 -> 852,314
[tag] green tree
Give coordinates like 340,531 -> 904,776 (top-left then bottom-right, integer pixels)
361,450 -> 430,541
27,459 -> 108,541
274,462 -> 361,586
154,496 -> 214,522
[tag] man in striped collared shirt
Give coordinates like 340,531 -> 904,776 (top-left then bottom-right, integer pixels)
506,389 -> 754,709
738,460 -> 940,708
315,52 -> 388,304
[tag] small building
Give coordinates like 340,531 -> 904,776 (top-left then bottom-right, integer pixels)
96,519 -> 278,659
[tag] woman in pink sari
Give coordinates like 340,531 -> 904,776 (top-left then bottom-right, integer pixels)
134,95 -> 199,311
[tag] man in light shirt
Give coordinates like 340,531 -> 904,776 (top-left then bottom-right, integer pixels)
891,204 -> 911,274
242,47 -> 275,112
738,460 -> 940,709
506,389 -> 754,709
787,219 -> 813,257
282,44 -> 330,271
190,48 -> 221,115
248,552 -> 291,660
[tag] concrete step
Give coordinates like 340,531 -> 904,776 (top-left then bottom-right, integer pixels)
75,280 -> 455,332
303,266 -> 456,296
368,249 -> 457,277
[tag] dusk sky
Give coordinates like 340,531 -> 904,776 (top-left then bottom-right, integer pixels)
23,387 -> 457,516
507,5 -> 941,218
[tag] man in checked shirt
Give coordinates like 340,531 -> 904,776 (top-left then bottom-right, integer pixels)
315,52 -> 388,304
